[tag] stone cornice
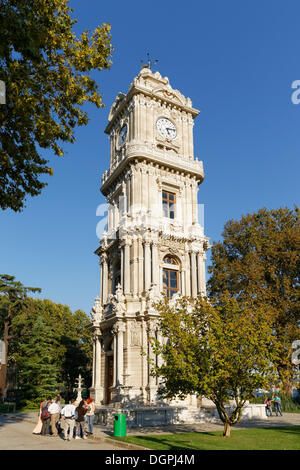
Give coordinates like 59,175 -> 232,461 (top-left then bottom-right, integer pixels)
101,142 -> 204,195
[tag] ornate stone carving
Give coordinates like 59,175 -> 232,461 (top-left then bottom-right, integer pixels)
146,283 -> 161,315
90,297 -> 103,324
130,322 -> 141,347
110,284 -> 126,316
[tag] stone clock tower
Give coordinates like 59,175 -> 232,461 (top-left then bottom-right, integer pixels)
89,66 -> 209,422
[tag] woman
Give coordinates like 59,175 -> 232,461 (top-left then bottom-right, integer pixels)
75,400 -> 87,439
264,396 -> 273,417
32,400 -> 44,435
85,398 -> 95,435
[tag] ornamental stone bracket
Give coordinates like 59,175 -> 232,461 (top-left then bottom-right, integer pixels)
146,283 -> 161,315
90,296 -> 103,326
103,283 -> 126,319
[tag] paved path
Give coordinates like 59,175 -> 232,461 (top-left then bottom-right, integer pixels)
0,412 -> 300,442
0,414 -> 122,450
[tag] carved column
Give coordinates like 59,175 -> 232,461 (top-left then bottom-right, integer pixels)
147,324 -> 157,403
185,253 -> 191,297
197,252 -> 202,295
95,334 -> 102,389
144,241 -> 151,291
138,237 -> 144,294
199,252 -> 207,296
152,242 -> 158,287
102,253 -> 108,304
141,318 -> 147,402
92,336 -> 96,388
191,251 -> 197,298
91,332 -> 104,404
120,245 -> 124,290
124,241 -> 131,295
112,329 -> 117,387
132,236 -> 138,297
117,323 -> 125,387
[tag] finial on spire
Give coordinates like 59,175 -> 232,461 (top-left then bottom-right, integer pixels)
140,52 -> 158,70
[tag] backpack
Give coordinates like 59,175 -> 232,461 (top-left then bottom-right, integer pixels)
41,402 -> 50,419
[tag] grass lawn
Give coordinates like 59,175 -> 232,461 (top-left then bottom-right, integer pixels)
111,426 -> 300,450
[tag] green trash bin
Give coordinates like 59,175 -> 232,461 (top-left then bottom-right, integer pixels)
114,413 -> 126,437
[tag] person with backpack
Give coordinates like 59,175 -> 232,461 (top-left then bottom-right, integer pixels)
41,397 -> 52,435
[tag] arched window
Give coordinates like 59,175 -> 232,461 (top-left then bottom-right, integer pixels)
163,255 -> 179,265
162,255 -> 180,299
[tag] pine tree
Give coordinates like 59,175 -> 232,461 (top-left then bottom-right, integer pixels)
15,315 -> 60,407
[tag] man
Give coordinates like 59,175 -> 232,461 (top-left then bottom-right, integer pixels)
61,398 -> 77,441
48,398 -> 62,437
41,397 -> 52,436
273,395 -> 283,416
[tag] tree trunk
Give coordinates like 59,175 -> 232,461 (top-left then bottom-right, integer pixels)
223,421 -> 231,437
0,321 -> 9,399
281,378 -> 293,396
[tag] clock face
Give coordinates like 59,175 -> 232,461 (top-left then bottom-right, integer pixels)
156,118 -> 177,140
118,124 -> 127,147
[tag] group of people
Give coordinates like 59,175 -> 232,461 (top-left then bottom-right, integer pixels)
32,394 -> 96,440
264,394 -> 283,417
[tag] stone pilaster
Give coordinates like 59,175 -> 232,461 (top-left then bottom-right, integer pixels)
101,252 -> 108,305
123,240 -> 131,295
144,241 -> 151,291
191,251 -> 197,297
90,332 -> 104,404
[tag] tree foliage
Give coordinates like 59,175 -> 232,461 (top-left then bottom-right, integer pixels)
0,274 -> 41,398
11,298 -> 93,401
0,0 -> 112,211
207,206 -> 300,393
151,294 -> 279,437
0,273 -> 93,404
14,315 -> 60,407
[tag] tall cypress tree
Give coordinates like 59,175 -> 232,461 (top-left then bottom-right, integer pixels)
15,315 -> 60,407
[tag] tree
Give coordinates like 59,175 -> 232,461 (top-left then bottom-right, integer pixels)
0,0 -> 112,211
151,294 -> 278,437
14,315 -> 60,408
207,206 -> 300,394
0,274 -> 41,398
10,298 -> 93,399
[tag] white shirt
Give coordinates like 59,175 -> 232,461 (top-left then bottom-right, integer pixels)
48,402 -> 61,415
61,404 -> 76,418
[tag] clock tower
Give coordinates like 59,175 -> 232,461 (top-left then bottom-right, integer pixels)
89,66 -> 209,417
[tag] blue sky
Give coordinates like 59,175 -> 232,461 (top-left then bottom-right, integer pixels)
0,0 -> 299,315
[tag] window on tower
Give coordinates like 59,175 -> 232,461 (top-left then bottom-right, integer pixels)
162,191 -> 176,219
162,255 -> 180,299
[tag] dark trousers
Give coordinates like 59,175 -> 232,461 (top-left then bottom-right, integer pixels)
265,405 -> 272,417
41,417 -> 51,435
